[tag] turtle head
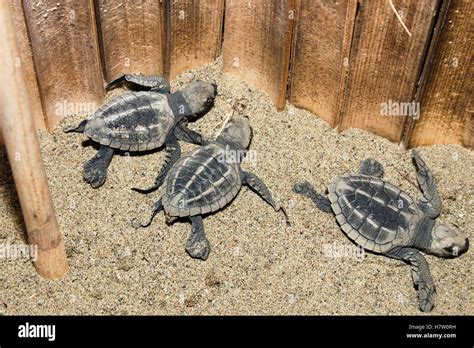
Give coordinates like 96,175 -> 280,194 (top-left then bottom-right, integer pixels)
217,116 -> 252,149
428,221 -> 469,258
180,80 -> 217,119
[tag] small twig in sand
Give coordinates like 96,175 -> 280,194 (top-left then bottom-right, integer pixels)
214,110 -> 234,138
388,0 -> 412,37
397,170 -> 419,189
213,99 -> 240,137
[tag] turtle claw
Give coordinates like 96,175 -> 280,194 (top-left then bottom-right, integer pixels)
185,233 -> 211,261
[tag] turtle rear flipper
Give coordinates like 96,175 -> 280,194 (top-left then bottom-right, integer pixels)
106,74 -> 171,93
132,135 -> 182,194
186,215 -> 211,260
243,171 -> 291,225
293,180 -> 332,214
63,119 -> 88,133
359,158 -> 384,177
132,198 -> 164,229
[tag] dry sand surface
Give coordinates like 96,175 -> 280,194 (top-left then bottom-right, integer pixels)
1,58 -> 472,315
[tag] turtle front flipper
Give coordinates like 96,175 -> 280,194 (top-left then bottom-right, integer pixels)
412,150 -> 441,218
186,215 -> 211,260
83,145 -> 115,188
174,121 -> 209,146
243,171 -> 290,225
105,74 -> 171,93
292,181 -> 332,213
359,158 -> 384,177
389,247 -> 436,312
132,135 -> 181,194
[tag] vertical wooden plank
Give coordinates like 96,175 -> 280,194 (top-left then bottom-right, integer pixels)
408,0 -> 473,148
339,0 -> 438,142
97,0 -> 165,82
401,0 -> 451,146
9,0 -> 45,130
335,0 -> 359,129
22,0 -> 104,130
289,0 -> 350,127
165,0 -> 224,80
223,0 -> 295,110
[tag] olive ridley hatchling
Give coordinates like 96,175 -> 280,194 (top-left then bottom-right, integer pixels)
134,116 -> 289,260
293,152 -> 469,312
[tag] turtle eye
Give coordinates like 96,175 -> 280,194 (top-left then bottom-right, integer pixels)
443,246 -> 459,257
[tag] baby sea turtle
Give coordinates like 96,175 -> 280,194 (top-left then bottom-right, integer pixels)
65,74 -> 217,188
293,151 -> 469,312
133,116 -> 289,260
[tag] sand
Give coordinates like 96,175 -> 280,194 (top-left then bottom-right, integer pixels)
1,57 -> 472,315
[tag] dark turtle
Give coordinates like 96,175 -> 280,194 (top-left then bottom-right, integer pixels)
133,116 -> 289,260
293,151 -> 469,312
65,74 -> 217,188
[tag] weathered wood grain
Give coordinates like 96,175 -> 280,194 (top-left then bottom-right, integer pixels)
289,0 -> 350,127
223,0 -> 295,110
9,0 -> 45,130
97,0 -> 165,82
164,0 -> 224,80
339,0 -> 438,142
408,0 -> 473,148
22,0 -> 104,130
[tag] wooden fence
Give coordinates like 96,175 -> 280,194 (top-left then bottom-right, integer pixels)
1,0 -> 472,148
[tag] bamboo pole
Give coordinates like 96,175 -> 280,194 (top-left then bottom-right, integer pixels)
0,1 -> 68,279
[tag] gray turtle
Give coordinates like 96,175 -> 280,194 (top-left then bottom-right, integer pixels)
65,74 -> 217,188
293,151 -> 469,312
133,116 -> 289,260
